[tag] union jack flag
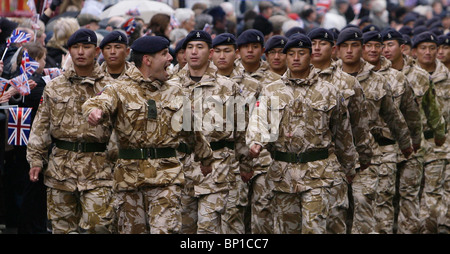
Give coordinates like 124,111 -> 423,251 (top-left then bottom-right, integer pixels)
20,50 -> 39,78
123,18 -> 136,37
8,107 -> 32,146
43,68 -> 62,79
126,8 -> 140,17
0,77 -> 8,94
9,73 -> 31,96
7,30 -> 32,46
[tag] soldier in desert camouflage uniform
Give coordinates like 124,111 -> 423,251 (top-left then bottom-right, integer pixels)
169,30 -> 238,234
437,34 -> 450,233
362,30 -> 421,234
235,29 -> 279,234
83,36 -> 213,234
99,30 -> 132,80
307,27 -> 373,234
211,33 -> 261,234
246,33 -> 358,234
264,35 -> 288,76
27,29 -> 115,234
336,27 -> 413,234
412,32 -> 449,234
383,28 -> 446,234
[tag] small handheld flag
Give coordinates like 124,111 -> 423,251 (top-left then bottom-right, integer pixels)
8,107 -> 33,146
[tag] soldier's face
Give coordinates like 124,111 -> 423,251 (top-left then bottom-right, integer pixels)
437,45 -> 450,65
286,48 -> 311,77
238,43 -> 264,66
148,48 -> 173,82
338,41 -> 362,65
69,43 -> 99,68
414,42 -> 438,66
176,49 -> 187,69
363,41 -> 383,65
185,41 -> 213,70
265,47 -> 287,73
311,39 -> 333,65
383,40 -> 403,64
212,45 -> 237,71
102,43 -> 130,69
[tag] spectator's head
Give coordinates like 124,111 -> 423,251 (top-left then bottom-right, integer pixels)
149,13 -> 172,39
174,8 -> 196,33
48,17 -> 80,49
0,17 -> 18,43
77,13 -> 101,31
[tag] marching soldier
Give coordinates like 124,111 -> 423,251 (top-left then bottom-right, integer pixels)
412,32 -> 449,234
27,29 -> 115,234
246,33 -> 357,234
382,28 -> 446,234
264,35 -> 288,76
83,35 -> 212,234
335,27 -> 413,233
99,30 -> 132,79
362,30 -> 422,233
307,27 -> 373,234
169,30 -> 238,234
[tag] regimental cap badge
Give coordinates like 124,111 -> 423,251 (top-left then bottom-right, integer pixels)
355,33 -> 358,38
88,36 -> 91,42
257,36 -> 260,41
298,41 -> 303,46
387,33 -> 392,39
227,37 -> 230,42
430,35 -> 434,40
324,32 -> 328,38
446,38 -> 449,44
370,26 -> 375,31
281,39 -> 284,45
118,35 -> 122,41
378,34 -> 381,39
196,32 -> 200,38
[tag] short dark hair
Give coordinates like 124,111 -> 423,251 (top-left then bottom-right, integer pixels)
130,50 -> 154,68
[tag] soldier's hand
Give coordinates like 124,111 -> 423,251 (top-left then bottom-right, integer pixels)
240,171 -> 253,183
401,146 -> 413,159
29,167 -> 42,182
435,136 -> 445,147
413,143 -> 421,153
88,108 -> 103,126
249,144 -> 262,158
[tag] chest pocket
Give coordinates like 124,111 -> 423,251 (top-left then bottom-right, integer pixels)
122,102 -> 147,135
307,99 -> 336,135
50,96 -> 70,127
161,99 -> 182,136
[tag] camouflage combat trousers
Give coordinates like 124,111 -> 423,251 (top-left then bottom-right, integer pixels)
47,187 -> 114,234
440,162 -> 450,233
197,191 -> 228,234
273,187 -> 329,234
249,173 -> 274,234
420,159 -> 447,234
180,189 -> 229,234
349,164 -> 378,234
375,162 -> 397,234
326,178 -> 349,234
114,184 -> 182,234
222,175 -> 247,234
395,157 -> 423,234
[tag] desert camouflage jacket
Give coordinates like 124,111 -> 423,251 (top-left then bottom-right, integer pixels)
246,66 -> 357,193
27,63 -> 114,192
170,61 -> 238,195
318,61 -> 373,166
82,65 -> 212,191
